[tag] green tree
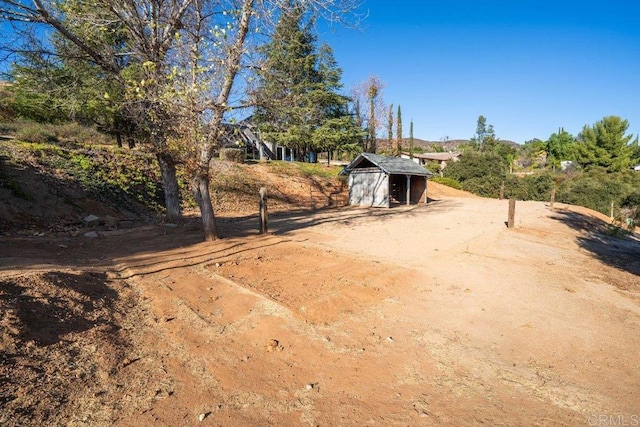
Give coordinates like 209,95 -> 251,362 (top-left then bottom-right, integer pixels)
252,6 -> 358,161
575,116 -> 635,172
409,119 -> 413,158
545,129 -> 576,169
387,103 -> 393,153
470,115 -> 493,151
444,151 -> 507,197
520,138 -> 547,169
396,105 -> 402,156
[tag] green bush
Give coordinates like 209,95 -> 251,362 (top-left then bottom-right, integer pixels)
15,124 -> 58,143
431,176 -> 462,190
557,171 -> 636,216
461,175 -> 503,198
54,123 -> 111,145
444,152 -> 507,183
504,172 -> 555,201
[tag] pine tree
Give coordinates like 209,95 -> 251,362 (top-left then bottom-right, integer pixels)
252,6 -> 360,160
575,116 -> 635,172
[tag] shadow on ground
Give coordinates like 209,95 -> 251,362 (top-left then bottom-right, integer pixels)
0,271 -> 119,346
550,209 -> 640,278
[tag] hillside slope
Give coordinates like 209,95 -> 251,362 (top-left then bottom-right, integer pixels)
0,141 -> 346,233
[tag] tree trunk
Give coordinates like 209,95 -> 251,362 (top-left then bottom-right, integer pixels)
156,153 -> 182,222
193,170 -> 218,241
115,133 -> 123,148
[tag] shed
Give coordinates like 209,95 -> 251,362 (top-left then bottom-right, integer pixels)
341,153 -> 435,207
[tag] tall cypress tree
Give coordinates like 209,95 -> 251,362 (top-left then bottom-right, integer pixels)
387,104 -> 393,153
396,105 -> 403,156
409,119 -> 414,159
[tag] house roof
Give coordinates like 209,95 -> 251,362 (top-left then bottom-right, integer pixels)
342,153 -> 435,177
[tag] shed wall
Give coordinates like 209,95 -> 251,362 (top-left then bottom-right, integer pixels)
348,171 -> 389,207
410,177 -> 427,203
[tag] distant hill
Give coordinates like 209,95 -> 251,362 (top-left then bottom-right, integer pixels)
377,138 -> 519,153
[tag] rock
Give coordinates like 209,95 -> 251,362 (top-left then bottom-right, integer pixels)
265,339 -> 283,352
104,215 -> 119,227
83,231 -> 99,238
198,412 -> 210,422
83,215 -> 100,227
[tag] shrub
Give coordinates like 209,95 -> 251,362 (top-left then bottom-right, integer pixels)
15,124 -> 58,143
444,152 -> 507,183
54,123 -> 111,145
431,176 -> 462,190
461,175 -> 503,198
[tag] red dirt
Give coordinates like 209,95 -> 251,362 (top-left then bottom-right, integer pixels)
2,178 -> 640,426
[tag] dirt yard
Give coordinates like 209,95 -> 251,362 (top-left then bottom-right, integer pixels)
1,190 -> 639,426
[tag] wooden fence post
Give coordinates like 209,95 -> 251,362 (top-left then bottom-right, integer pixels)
259,187 -> 268,234
499,181 -> 505,200
550,188 -> 556,209
507,198 -> 516,229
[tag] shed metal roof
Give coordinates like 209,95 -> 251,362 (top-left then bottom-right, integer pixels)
342,153 -> 435,177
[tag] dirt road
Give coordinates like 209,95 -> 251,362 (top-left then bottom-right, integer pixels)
2,196 -> 639,426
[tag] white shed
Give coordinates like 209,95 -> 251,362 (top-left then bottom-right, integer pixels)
341,153 -> 435,208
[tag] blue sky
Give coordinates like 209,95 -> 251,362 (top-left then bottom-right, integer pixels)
319,0 -> 640,143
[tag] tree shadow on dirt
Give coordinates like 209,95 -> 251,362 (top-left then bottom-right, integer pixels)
217,199 -> 462,239
0,271 -> 119,347
550,209 -> 640,277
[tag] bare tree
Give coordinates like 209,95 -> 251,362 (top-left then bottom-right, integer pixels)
351,75 -> 385,153
0,0 -> 361,240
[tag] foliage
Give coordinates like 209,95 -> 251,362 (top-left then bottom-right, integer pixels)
444,152 -> 507,197
1,140 -> 168,213
546,129 -> 576,168
621,191 -> 640,226
15,124 -> 59,143
503,172 -> 554,201
444,151 -> 506,183
470,115 -> 498,152
430,176 -> 462,190
252,7 -> 361,159
12,121 -> 110,145
557,169 -> 640,216
574,116 -> 636,172
395,105 -> 402,156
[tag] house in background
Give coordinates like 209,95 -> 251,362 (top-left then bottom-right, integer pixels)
220,120 -> 306,162
400,151 -> 462,175
341,153 -> 434,208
